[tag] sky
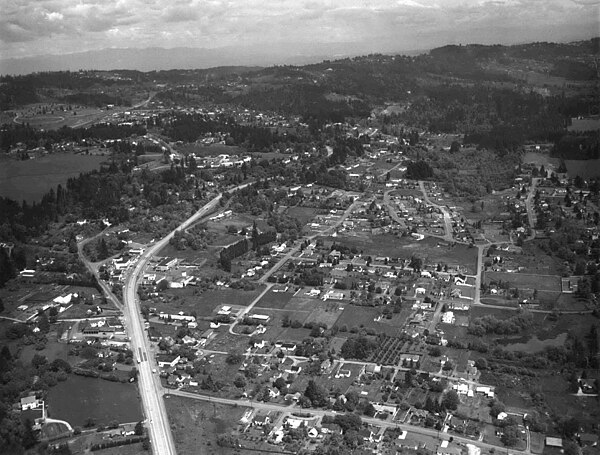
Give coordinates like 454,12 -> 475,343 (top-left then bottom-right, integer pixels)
0,0 -> 598,61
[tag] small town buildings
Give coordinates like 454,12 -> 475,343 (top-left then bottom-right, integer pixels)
20,396 -> 41,411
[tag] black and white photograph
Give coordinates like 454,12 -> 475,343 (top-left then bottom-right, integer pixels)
0,1 -> 599,454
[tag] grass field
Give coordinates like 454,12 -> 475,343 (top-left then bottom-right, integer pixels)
0,153 -> 106,203
165,395 -> 249,455
484,272 -> 562,292
40,421 -> 71,441
565,158 -> 600,179
47,375 -> 142,427
253,288 -> 296,309
334,305 -> 400,335
323,234 -> 478,273
20,339 -> 69,365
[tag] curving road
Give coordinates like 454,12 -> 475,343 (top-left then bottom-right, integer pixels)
121,183 -> 254,454
122,193 -> 226,455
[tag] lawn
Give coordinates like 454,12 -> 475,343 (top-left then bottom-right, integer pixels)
0,153 -> 106,203
165,395 -> 250,455
20,339 -> 69,365
303,302 -> 344,328
335,305 -> 399,335
286,206 -> 319,226
47,375 -> 142,427
253,288 -> 296,309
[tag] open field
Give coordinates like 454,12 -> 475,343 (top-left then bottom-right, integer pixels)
40,421 -> 71,441
335,305 -> 401,336
151,285 -> 266,317
324,234 -> 478,273
565,159 -> 600,179
176,142 -> 243,157
0,153 -> 106,203
484,272 -> 562,292
253,288 -> 296,309
20,339 -> 69,364
47,375 -> 142,427
165,395 -> 250,455
10,105 -> 114,129
286,206 -> 320,226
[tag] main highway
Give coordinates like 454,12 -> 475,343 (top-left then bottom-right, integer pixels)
121,182 -> 253,455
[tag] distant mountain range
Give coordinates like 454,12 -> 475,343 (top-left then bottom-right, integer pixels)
0,43 -> 425,75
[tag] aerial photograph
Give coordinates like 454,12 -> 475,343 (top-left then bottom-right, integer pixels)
0,1 -> 598,454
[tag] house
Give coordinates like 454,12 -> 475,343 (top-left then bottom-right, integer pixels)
364,364 -> 382,376
441,311 -> 455,324
284,392 -> 302,403
306,427 -> 319,438
285,365 -> 302,375
253,340 -> 268,349
156,257 -> 177,272
285,417 -> 304,429
437,446 -> 462,455
148,326 -> 162,342
249,314 -> 270,323
253,414 -> 271,426
157,354 -> 181,368
20,396 -> 40,411
279,342 -> 297,352
121,423 -> 137,436
358,428 -> 372,442
181,335 -> 196,345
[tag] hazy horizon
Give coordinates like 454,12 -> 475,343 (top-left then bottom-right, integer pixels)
1,0 -> 598,74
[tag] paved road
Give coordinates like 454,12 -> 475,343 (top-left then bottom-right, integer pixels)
120,183 -> 253,454
418,181 -> 454,242
524,178 -> 539,238
383,189 -> 407,230
168,390 -> 531,455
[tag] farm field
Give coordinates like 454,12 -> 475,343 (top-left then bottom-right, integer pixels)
0,153 -> 106,203
165,395 -> 249,455
47,375 -> 142,427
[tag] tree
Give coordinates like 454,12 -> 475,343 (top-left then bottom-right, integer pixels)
22,418 -> 37,448
501,425 -> 519,447
474,358 -> 488,370
364,402 -> 376,417
442,390 -> 459,410
135,421 -> 144,436
81,346 -> 98,359
0,297 -> 4,313
97,238 -> 109,260
304,380 -> 327,407
273,377 -> 287,392
226,353 -> 243,364
234,375 -> 247,389
37,312 -> 50,333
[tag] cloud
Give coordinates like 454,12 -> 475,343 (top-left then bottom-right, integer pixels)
0,0 -> 597,60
